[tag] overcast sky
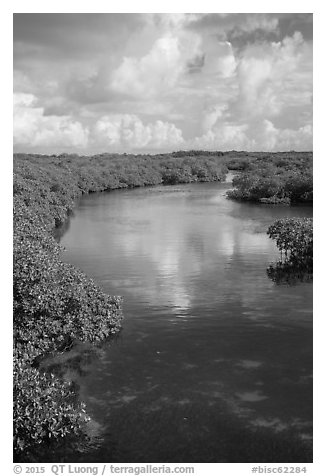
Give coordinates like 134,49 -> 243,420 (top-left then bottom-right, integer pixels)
13,13 -> 313,154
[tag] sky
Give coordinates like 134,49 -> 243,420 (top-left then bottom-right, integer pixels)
13,13 -> 313,154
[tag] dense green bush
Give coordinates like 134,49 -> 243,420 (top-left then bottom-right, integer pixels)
266,218 -> 313,284
267,218 -> 313,265
226,153 -> 312,204
14,352 -> 90,460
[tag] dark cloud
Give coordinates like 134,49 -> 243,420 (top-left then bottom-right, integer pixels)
227,29 -> 279,51
278,13 -> 313,41
13,13 -> 145,62
42,97 -> 78,117
186,13 -> 312,46
64,72 -> 111,105
187,13 -> 277,35
187,54 -> 205,74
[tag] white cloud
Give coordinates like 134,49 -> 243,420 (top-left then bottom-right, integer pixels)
111,32 -> 202,98
111,36 -> 181,97
111,38 -> 181,96
13,94 -> 184,152
201,105 -> 228,133
186,31 -> 313,152
13,15 -> 312,154
251,119 -> 312,151
13,92 -> 36,108
201,40 -> 237,78
190,123 -> 253,150
13,93 -> 89,148
235,32 -> 312,119
189,119 -> 312,152
93,114 -> 184,150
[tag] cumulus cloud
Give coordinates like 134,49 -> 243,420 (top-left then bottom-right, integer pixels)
14,93 -> 89,148
13,14 -> 313,153
201,105 -> 228,133
111,37 -> 181,97
189,119 -> 312,152
234,31 -> 312,119
13,94 -> 184,152
200,40 -> 237,78
111,32 -> 202,97
251,119 -> 312,151
190,123 -> 253,151
93,114 -> 184,150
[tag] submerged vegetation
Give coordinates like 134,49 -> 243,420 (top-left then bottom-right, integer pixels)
267,218 -> 313,284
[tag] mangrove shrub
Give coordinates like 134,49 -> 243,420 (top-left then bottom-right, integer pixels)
266,218 -> 313,284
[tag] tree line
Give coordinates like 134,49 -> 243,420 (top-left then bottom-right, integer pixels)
225,152 -> 312,204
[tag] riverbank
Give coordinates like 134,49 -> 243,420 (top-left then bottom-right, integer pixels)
55,180 -> 312,463
13,152 -> 227,461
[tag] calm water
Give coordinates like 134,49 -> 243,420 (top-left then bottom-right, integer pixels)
56,180 -> 313,462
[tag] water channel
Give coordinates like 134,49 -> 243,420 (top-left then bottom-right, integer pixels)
54,179 -> 312,462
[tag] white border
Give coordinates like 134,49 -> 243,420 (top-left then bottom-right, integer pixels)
4,3 -> 324,475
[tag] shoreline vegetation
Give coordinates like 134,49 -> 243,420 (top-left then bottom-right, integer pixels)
226,152 -> 312,205
13,150 -> 312,461
267,218 -> 313,284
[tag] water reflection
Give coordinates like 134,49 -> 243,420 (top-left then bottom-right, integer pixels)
58,182 -> 313,462
267,260 -> 313,285
61,184 -> 283,317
